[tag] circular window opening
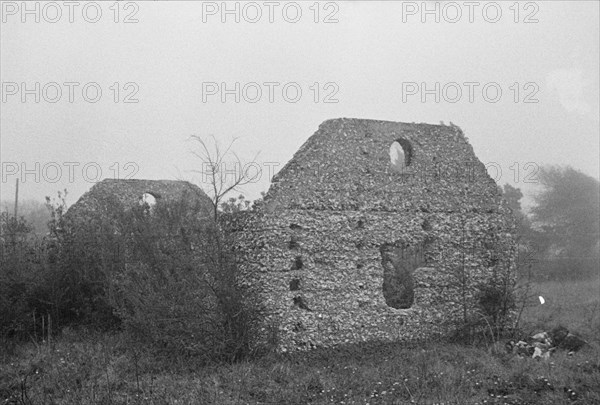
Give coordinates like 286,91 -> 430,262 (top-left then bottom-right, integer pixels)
140,192 -> 157,209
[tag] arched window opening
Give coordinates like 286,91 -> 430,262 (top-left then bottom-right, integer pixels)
389,139 -> 413,173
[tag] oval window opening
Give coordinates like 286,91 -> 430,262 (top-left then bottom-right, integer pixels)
389,142 -> 405,172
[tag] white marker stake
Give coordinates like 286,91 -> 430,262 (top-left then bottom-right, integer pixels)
539,296 -> 545,304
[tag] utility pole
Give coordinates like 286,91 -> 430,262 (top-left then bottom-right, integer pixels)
14,178 -> 19,219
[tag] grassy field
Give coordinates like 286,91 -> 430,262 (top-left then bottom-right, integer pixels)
518,278 -> 600,339
2,278 -> 599,405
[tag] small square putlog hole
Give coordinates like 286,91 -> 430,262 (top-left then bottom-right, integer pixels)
291,255 -> 303,270
293,296 -> 311,311
289,236 -> 299,249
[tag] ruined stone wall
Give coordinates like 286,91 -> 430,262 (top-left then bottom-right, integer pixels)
229,118 -> 517,352
66,179 -> 212,222
64,179 -> 215,265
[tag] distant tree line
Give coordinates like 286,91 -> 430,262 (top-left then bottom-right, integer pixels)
502,165 -> 600,280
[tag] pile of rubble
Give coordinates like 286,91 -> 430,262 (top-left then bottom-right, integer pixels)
508,326 -> 588,360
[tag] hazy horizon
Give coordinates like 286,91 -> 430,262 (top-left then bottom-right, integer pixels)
1,1 -> 599,209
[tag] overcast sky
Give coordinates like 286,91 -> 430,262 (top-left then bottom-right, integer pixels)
1,1 -> 598,209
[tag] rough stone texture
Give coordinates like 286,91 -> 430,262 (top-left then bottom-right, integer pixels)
66,179 -> 213,224
67,120 -> 518,353
227,118 -> 517,352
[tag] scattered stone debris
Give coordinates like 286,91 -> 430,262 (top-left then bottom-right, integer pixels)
507,326 -> 588,360
550,325 -> 588,353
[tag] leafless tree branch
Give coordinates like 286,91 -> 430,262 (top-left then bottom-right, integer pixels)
188,135 -> 260,220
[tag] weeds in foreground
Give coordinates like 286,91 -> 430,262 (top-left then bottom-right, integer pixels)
1,328 -> 599,405
2,276 -> 598,405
